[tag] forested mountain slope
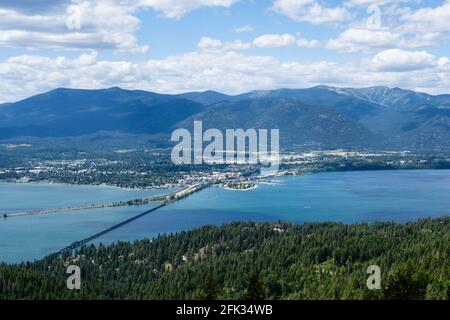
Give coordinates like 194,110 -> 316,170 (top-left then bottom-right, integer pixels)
1,218 -> 449,300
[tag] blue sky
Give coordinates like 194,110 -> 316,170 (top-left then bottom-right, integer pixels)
0,0 -> 450,102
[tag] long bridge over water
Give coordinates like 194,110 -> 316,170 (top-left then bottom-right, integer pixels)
55,203 -> 167,254
2,184 -> 204,218
55,183 -> 209,254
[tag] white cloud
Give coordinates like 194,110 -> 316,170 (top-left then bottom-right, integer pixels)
326,28 -> 402,53
297,38 -> 321,48
0,2 -> 147,53
272,0 -> 352,25
344,0 -> 411,7
199,34 -> 321,51
253,34 -> 296,48
0,0 -> 241,52
1,0 -> 240,18
1,48 -> 450,103
372,49 -> 436,72
135,0 -> 239,19
0,1 -> 72,16
400,0 -> 450,34
197,37 -> 251,52
325,0 -> 450,53
234,24 -> 254,33
198,37 -> 224,49
438,57 -> 450,70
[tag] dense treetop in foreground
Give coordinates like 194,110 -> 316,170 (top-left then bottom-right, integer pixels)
1,218 -> 449,300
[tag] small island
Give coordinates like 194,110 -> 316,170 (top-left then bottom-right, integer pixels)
223,182 -> 257,191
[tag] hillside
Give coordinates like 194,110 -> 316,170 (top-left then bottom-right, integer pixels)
0,87 -> 204,138
175,90 -> 234,105
177,98 -> 386,150
1,218 -> 449,300
1,86 -> 450,150
326,86 -> 450,110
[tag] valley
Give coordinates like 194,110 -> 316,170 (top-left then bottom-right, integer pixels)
1,85 -> 450,300
2,0 -> 450,304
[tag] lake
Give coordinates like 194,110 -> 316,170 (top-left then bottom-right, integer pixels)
1,170 -> 450,263
0,183 -> 177,263
0,182 -> 174,213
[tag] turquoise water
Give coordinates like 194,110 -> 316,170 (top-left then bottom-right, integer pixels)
0,182 -> 173,213
1,170 -> 450,263
0,183 -> 177,263
93,169 -> 450,247
0,204 -> 160,263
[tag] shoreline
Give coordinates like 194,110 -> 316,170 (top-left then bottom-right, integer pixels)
1,184 -> 204,218
222,184 -> 258,191
2,167 -> 450,191
0,179 -> 182,191
2,166 -> 450,190
2,215 -> 450,264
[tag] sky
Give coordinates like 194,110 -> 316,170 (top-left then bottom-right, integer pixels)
0,0 -> 449,102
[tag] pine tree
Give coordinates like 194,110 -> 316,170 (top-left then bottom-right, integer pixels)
242,272 -> 265,300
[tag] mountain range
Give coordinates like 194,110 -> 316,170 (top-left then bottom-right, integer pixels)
1,86 -> 450,150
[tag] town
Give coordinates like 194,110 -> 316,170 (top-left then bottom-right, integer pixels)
2,144 -> 450,190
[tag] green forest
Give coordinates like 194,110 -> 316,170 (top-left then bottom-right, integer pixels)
1,217 -> 449,300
